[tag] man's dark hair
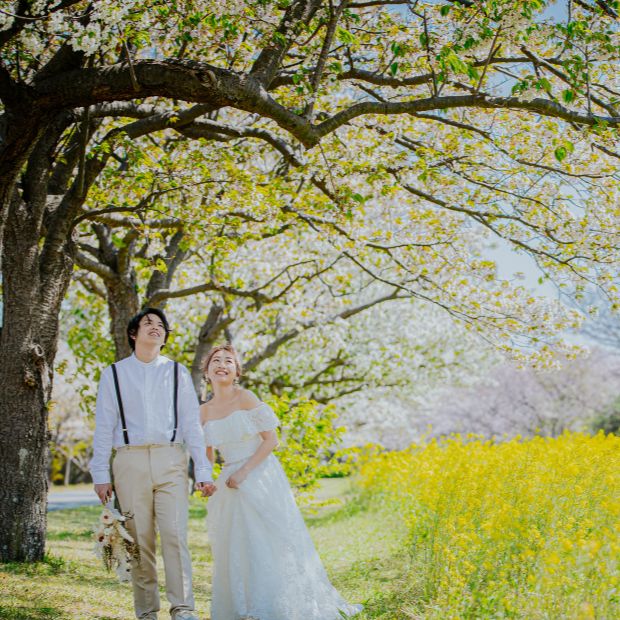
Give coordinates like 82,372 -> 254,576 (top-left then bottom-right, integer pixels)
127,307 -> 171,351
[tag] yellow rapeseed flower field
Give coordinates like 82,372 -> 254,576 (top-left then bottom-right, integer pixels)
359,432 -> 620,619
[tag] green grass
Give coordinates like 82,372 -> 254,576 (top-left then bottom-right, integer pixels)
0,479 -> 409,619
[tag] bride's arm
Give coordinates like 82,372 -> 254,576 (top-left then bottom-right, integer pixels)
226,430 -> 278,489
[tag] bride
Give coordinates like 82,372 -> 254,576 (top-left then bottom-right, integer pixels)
200,344 -> 362,620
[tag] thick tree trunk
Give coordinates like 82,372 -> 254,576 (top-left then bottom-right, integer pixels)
0,195 -> 73,562
0,337 -> 50,562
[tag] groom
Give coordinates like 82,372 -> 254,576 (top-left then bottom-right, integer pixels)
90,308 -> 215,620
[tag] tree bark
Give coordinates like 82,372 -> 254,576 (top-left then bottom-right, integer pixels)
0,101 -> 77,561
0,193 -> 74,562
106,276 -> 139,361
78,225 -> 141,360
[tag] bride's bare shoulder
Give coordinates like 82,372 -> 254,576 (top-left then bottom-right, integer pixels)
200,401 -> 215,424
237,388 -> 261,410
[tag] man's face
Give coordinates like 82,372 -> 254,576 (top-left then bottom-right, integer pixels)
134,313 -> 167,349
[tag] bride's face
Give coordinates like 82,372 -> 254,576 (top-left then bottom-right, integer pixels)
207,352 -> 238,386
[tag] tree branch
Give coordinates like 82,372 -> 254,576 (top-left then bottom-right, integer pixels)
176,119 -> 306,167
74,272 -> 107,298
75,250 -> 115,281
315,94 -> 620,139
303,0 -> 346,120
250,0 -> 324,86
244,288 -> 403,372
145,229 -> 188,305
22,59 -> 620,156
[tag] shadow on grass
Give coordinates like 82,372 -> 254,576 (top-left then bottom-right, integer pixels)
1,554 -> 72,576
0,553 -> 124,591
0,605 -> 66,619
305,488 -> 428,619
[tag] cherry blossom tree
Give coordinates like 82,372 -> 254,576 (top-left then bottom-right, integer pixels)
419,348 -> 620,442
2,0 -> 620,562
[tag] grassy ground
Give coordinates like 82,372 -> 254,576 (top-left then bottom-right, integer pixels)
0,479 -> 407,620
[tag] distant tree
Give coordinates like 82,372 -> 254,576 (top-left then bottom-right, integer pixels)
48,344 -> 92,486
421,348 -> 620,440
592,397 -> 620,435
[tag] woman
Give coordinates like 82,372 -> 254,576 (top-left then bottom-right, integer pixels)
200,344 -> 362,620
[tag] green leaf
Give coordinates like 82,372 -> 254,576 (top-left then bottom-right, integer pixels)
537,77 -> 552,94
336,27 -> 357,45
389,61 -> 399,76
463,36 -> 476,50
554,146 -> 567,162
390,41 -> 404,57
562,89 -> 576,104
440,4 -> 451,16
272,31 -> 287,46
446,52 -> 468,74
467,64 -> 480,80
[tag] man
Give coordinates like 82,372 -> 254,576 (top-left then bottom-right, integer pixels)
90,308 -> 216,620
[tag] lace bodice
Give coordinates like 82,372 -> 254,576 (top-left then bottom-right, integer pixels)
203,403 -> 279,464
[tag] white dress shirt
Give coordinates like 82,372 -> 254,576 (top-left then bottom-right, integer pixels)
89,353 -> 212,485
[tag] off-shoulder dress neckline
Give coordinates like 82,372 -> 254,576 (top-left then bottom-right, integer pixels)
202,403 -> 265,427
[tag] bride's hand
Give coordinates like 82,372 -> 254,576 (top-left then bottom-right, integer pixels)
226,469 -> 248,489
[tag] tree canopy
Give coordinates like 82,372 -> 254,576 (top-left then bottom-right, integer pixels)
1,0 -> 620,562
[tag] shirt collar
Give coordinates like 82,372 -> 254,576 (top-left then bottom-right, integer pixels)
130,352 -> 164,367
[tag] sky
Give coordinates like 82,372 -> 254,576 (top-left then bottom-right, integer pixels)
486,238 -> 560,297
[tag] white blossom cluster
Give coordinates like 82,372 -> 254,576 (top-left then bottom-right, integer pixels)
9,1 -> 141,60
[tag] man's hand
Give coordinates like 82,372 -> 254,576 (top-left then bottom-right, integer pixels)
94,483 -> 113,504
196,481 -> 217,497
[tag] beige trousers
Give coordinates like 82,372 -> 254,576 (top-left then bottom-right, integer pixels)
112,443 -> 194,619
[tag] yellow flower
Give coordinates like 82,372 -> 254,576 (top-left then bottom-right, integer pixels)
358,431 -> 620,618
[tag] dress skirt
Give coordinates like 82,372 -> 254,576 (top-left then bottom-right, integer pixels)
206,453 -> 362,620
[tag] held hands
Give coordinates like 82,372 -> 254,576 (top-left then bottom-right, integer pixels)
94,483 -> 113,504
196,481 -> 217,497
226,468 -> 248,489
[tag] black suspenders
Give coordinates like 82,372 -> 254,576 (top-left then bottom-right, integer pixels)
111,364 -> 129,445
111,361 -> 179,445
171,361 -> 179,442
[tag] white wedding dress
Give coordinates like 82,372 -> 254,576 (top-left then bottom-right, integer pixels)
203,403 -> 362,620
